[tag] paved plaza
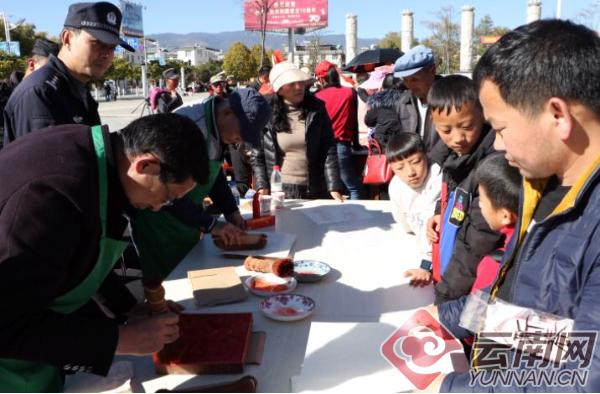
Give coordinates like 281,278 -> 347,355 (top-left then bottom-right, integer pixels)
98,93 -> 208,131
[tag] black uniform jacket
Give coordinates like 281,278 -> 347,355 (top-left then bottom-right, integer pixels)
3,55 -> 101,146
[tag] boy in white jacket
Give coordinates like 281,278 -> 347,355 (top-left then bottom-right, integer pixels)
386,133 -> 442,285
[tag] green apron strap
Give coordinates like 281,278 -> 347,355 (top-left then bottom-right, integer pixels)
51,125 -> 129,314
133,160 -> 222,279
0,125 -> 129,392
92,125 -> 108,237
204,98 -> 217,140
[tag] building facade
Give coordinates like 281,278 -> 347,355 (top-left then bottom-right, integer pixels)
284,42 -> 346,70
175,45 -> 224,65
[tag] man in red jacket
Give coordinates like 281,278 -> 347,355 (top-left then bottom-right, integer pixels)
315,61 -> 365,200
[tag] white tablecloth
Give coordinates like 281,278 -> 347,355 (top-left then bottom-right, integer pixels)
128,200 -> 439,392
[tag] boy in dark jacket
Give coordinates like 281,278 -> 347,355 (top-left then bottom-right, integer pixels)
424,75 -> 503,304
470,153 -> 521,293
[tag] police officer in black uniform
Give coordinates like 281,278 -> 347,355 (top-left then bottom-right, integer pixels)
24,38 -> 60,78
156,68 -> 184,113
2,2 -> 134,146
0,39 -> 60,150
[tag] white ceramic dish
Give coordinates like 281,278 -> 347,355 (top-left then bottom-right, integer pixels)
259,294 -> 316,322
293,260 -> 331,283
244,273 -> 297,297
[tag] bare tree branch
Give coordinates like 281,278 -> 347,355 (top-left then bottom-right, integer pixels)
422,6 -> 460,74
576,0 -> 600,31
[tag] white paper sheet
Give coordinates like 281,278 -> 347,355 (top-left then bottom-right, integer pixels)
292,321 -> 465,393
300,204 -> 374,225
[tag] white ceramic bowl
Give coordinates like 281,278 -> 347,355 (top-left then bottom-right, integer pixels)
293,260 -> 331,283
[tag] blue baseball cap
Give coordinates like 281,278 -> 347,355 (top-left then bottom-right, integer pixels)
228,88 -> 272,149
162,68 -> 180,80
393,45 -> 435,78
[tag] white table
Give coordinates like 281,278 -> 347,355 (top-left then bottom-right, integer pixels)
128,200 -> 438,392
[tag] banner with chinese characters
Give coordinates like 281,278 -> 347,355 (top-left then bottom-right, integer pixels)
244,0 -> 328,31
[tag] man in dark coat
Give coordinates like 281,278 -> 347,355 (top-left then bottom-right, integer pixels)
156,68 -> 183,113
393,45 -> 442,152
0,113 -> 208,392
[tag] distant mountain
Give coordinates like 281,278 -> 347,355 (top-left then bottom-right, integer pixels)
146,31 -> 380,52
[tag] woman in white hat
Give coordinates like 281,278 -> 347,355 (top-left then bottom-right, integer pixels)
251,62 -> 344,201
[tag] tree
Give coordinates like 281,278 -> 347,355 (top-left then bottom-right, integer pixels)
102,57 -> 142,89
0,20 -> 60,79
223,42 -> 256,82
422,6 -> 460,74
190,59 -> 223,83
379,32 -> 402,50
577,0 -> 600,31
473,15 -> 511,59
0,21 -> 39,57
146,60 -> 164,84
0,52 -> 25,79
104,57 -> 133,82
250,44 -> 271,72
305,29 -> 329,71
248,0 -> 277,69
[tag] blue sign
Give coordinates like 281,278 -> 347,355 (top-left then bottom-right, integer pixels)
115,36 -> 142,54
0,41 -> 21,57
119,1 -> 144,38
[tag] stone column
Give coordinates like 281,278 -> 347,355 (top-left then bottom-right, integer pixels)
527,0 -> 542,23
401,10 -> 414,53
287,28 -> 295,64
345,14 -> 357,63
460,5 -> 475,73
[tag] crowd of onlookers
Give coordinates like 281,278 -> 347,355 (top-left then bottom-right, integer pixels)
1,1 -> 600,392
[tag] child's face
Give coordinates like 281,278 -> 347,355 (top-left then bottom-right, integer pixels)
478,184 -> 515,231
432,101 -> 484,156
390,152 -> 429,189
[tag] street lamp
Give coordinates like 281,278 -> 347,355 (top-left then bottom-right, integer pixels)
141,37 -> 160,97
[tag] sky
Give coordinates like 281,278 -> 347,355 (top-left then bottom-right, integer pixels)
0,0 -> 595,41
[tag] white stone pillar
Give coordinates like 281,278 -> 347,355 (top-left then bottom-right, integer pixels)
345,14 -> 357,63
287,28 -> 295,63
180,67 -> 185,92
527,0 -> 542,23
460,5 -> 475,73
401,10 -> 414,53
